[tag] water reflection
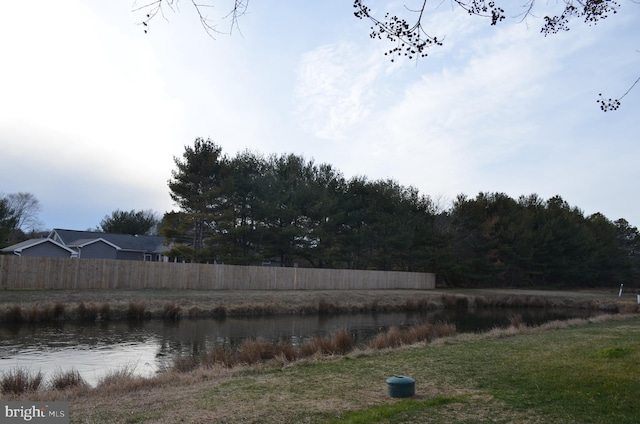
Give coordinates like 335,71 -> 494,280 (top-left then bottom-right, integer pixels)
0,308 -> 596,386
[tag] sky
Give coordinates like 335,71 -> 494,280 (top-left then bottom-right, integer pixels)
1,1 -> 639,232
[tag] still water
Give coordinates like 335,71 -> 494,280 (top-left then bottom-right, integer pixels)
0,308 -> 596,386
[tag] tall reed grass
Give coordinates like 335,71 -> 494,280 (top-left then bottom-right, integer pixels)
367,322 -> 457,349
127,301 -> 147,320
167,322 -> 455,373
1,367 -> 44,394
440,294 -> 469,309
163,302 -> 181,320
0,293 -> 635,323
50,369 -> 88,390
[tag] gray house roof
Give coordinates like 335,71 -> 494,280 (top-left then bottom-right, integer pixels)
49,229 -> 168,254
0,238 -> 77,256
66,237 -> 121,250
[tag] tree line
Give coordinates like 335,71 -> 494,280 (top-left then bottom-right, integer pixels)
161,138 -> 640,288
0,193 -> 160,248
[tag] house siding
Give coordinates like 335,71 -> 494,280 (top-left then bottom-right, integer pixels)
116,250 -> 145,261
20,242 -> 72,258
78,242 -> 118,260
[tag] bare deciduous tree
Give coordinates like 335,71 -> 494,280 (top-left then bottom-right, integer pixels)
5,192 -> 43,234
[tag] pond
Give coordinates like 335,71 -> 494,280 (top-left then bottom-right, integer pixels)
0,307 -> 598,386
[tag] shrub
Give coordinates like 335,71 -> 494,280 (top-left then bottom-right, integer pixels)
405,299 -> 416,311
472,296 -> 490,308
299,336 -> 334,357
368,326 -> 403,350
202,347 -> 236,368
428,322 -> 457,340
188,306 -> 204,318
237,340 -> 276,364
127,301 -> 147,320
368,322 -> 457,350
52,302 -> 66,320
332,329 -> 354,355
96,365 -> 136,388
318,299 -> 332,315
171,355 -> 200,373
4,304 -> 24,323
212,304 -> 227,318
407,297 -> 436,312
370,299 -> 380,312
1,367 -> 43,394
50,369 -> 87,390
409,323 -> 432,342
78,302 -> 100,321
441,294 -> 469,310
163,302 -> 181,321
275,340 -> 297,362
508,314 -> 526,329
27,304 -> 42,323
619,303 -> 640,314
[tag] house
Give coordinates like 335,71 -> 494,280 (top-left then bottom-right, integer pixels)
65,238 -> 121,260
1,229 -> 170,261
0,237 -> 77,258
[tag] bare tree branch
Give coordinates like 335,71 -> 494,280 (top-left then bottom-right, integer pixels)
598,76 -> 640,112
132,1 -> 636,112
133,0 -> 248,38
354,0 -> 634,111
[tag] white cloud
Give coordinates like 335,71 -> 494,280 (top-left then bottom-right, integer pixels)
294,43 -> 383,140
0,1 -> 185,228
1,1 -> 640,230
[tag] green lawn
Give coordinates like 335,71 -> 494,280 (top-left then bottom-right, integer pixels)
197,316 -> 640,423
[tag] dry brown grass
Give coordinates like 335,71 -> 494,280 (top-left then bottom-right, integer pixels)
1,367 -> 44,395
52,302 -> 65,319
162,301 -> 181,320
1,288 -> 636,324
332,329 -> 355,354
77,301 -> 101,321
211,304 -> 227,318
237,339 -> 279,363
167,328 -> 354,371
3,304 -> 25,323
368,322 -> 457,349
49,369 -> 88,390
441,294 -> 470,309
126,301 -> 147,320
202,347 -> 237,368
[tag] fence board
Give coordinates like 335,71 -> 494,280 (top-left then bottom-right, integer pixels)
0,256 -> 435,291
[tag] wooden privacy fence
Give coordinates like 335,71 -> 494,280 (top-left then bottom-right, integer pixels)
0,256 -> 435,290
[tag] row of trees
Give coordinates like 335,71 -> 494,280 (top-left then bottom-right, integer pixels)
98,209 -> 160,236
0,193 -> 160,249
444,193 -> 639,287
163,138 -> 640,288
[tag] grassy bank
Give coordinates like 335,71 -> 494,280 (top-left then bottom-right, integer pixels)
2,313 -> 639,423
1,288 -> 637,322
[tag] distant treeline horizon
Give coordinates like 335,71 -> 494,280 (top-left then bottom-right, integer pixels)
158,138 -> 640,288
